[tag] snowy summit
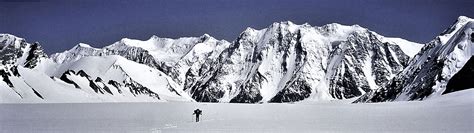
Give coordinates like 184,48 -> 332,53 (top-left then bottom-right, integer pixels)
0,17 -> 472,104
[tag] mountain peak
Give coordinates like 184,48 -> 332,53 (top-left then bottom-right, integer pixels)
0,33 -> 20,39
77,43 -> 93,48
243,27 -> 257,32
320,23 -> 364,31
71,43 -> 99,50
0,33 -> 25,47
269,21 -> 301,32
149,35 -> 159,40
201,33 -> 210,38
438,16 -> 473,44
199,33 -> 214,41
239,27 -> 262,38
453,16 -> 473,28
276,20 -> 295,26
457,16 -> 473,22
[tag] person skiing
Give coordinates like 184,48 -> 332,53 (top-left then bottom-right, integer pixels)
193,108 -> 202,122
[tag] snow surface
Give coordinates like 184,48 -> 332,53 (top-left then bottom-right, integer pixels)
382,37 -> 424,57
439,16 -> 473,44
53,55 -> 194,102
0,89 -> 472,133
0,55 -> 194,103
371,31 -> 424,58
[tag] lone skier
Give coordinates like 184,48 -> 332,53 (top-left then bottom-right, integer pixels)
193,108 -> 202,122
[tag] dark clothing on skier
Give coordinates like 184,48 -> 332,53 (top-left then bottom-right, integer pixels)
193,109 -> 202,122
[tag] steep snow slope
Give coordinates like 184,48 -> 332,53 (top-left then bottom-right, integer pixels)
378,36 -> 424,57
356,16 -> 474,102
0,56 -> 195,103
53,55 -> 194,102
0,64 -> 101,103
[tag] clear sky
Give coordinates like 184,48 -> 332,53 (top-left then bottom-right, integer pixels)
1,0 -> 473,54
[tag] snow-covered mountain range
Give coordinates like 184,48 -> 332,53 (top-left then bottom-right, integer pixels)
0,16 -> 472,103
355,16 -> 474,103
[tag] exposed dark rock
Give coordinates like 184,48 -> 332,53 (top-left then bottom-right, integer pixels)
187,64 -> 225,102
89,79 -> 104,94
108,80 -> 122,94
76,70 -> 89,77
95,77 -> 103,82
9,66 -> 20,77
124,79 -> 160,99
444,56 -> 474,94
230,72 -> 265,103
101,84 -> 113,95
471,33 -> 473,42
59,70 -> 80,88
108,80 -> 121,87
24,42 -> 47,68
189,81 -> 223,102
0,69 -> 13,87
270,78 -> 312,102
32,88 -> 44,99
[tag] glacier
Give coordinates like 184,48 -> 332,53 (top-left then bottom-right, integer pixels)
0,89 -> 472,132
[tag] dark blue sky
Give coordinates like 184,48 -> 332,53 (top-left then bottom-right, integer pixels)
1,0 -> 473,54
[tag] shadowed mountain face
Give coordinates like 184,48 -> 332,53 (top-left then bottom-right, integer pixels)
445,56 -> 474,94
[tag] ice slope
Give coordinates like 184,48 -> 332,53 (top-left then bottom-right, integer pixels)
356,16 -> 474,102
0,89 -> 472,133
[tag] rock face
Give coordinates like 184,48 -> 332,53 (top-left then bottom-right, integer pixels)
183,22 -> 416,103
444,56 -> 474,94
0,17 -> 430,103
0,34 -> 48,68
356,16 -> 473,103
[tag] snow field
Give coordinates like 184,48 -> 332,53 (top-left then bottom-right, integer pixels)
1,89 -> 472,133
